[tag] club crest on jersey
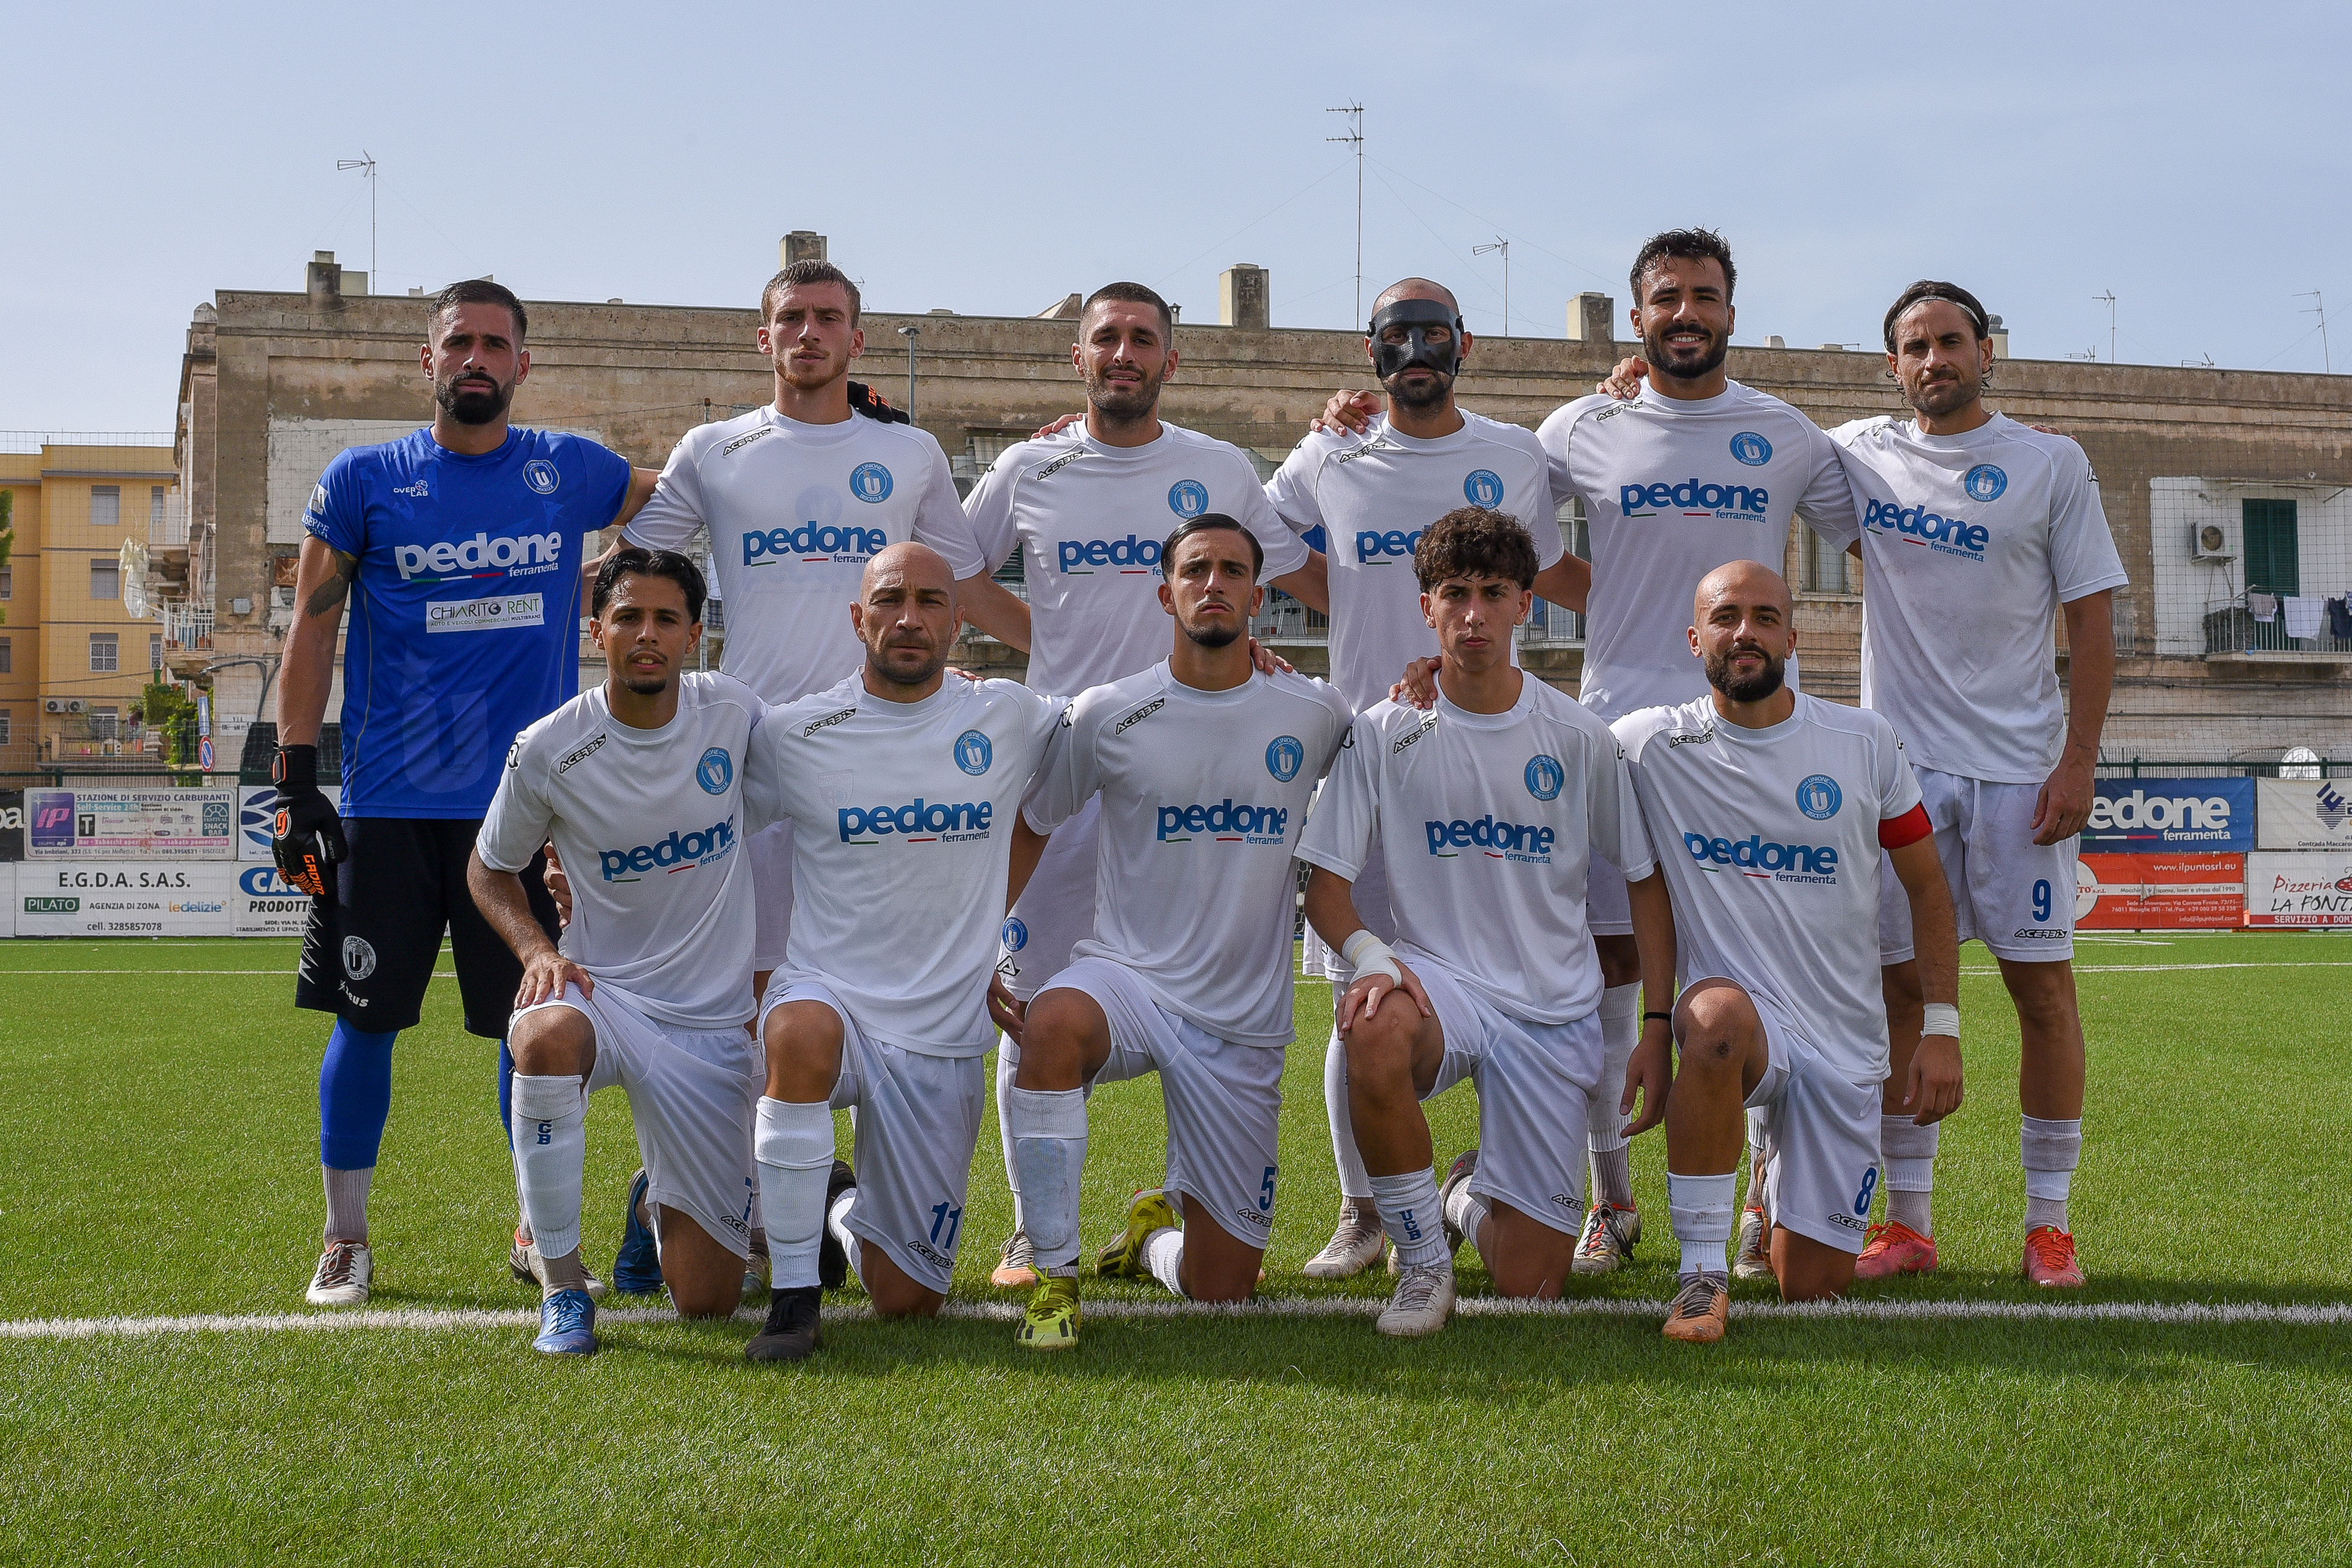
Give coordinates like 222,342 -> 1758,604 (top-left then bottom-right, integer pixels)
1729,432 -> 1771,467
1796,775 -> 1842,819
1001,916 -> 1028,952
1463,469 -> 1505,507
1167,480 -> 1210,518
342,936 -> 377,980
1964,463 -> 2007,503
524,459 -> 560,495
850,462 -> 894,503
955,729 -> 993,776
697,747 -> 734,795
1266,735 -> 1305,782
1525,754 -> 1565,801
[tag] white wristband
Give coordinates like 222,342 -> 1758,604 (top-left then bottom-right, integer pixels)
1340,929 -> 1403,987
1920,1003 -> 1959,1041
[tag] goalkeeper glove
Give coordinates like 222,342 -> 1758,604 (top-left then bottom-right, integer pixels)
847,380 -> 911,425
271,744 -> 348,898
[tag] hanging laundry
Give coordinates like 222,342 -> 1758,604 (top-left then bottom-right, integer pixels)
2328,597 -> 2352,639
2283,595 -> 2325,641
2248,591 -> 2278,621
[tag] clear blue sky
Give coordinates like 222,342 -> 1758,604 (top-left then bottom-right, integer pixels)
8,0 -> 2348,433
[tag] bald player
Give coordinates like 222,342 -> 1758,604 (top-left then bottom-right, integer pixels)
1612,562 -> 1961,1342
740,544 -> 1063,1361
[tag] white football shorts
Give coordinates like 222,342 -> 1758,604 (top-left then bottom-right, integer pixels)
750,818 -> 796,972
1878,766 -> 2077,965
1733,985 -> 1883,1257
1407,946 -> 1603,1236
999,795 -> 1100,1001
761,979 -> 985,1294
1043,956 -> 1286,1250
515,983 -> 760,1260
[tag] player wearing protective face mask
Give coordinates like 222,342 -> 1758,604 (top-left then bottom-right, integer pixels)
1266,278 -> 1583,1280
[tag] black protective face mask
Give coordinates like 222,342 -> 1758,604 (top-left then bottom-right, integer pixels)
1369,298 -> 1464,381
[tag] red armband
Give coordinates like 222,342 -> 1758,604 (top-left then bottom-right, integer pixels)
1878,803 -> 1932,849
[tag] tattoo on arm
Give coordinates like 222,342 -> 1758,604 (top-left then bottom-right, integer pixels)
304,550 -> 359,619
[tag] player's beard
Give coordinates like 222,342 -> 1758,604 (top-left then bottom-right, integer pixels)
1705,642 -> 1785,703
1084,363 -> 1163,424
620,671 -> 672,697
1643,319 -> 1728,384
1383,365 -> 1455,413
436,371 -> 514,426
869,637 -> 948,690
1179,615 -> 1242,649
1906,371 -> 1978,421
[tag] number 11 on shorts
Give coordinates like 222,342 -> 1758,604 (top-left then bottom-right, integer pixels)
930,1202 -> 963,1251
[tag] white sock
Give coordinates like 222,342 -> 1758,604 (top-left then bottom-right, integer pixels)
827,1188 -> 862,1283
1667,1171 -> 1737,1278
995,1035 -> 1025,1231
1142,1226 -> 1187,1298
754,1096 -> 836,1290
1369,1168 -> 1450,1270
322,1165 -> 374,1244
1445,1182 -> 1493,1267
1008,1084 -> 1089,1274
2021,1114 -> 2082,1234
1584,984 -> 1639,1209
1881,1114 -> 1938,1234
1324,1016 -> 1373,1201
510,1075 -> 587,1264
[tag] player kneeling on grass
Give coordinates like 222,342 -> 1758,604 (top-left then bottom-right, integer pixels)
741,544 -> 1063,1363
1005,515 -> 1351,1350
467,549 -> 767,1357
1612,562 -> 1963,1344
1297,508 -> 1671,1338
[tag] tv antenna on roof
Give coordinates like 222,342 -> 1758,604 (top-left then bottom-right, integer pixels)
1326,103 -> 1364,328
2093,289 -> 2117,364
1473,238 -> 1510,337
336,151 -> 377,288
2295,290 -> 2329,372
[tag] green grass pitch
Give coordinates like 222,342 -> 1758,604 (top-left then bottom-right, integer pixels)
4,932 -> 2350,1564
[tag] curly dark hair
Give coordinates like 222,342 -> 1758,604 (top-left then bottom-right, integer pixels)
1414,507 -> 1538,591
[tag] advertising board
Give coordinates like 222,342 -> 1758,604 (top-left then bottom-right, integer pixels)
24,788 -> 238,860
2244,853 -> 2352,927
2075,853 -> 2246,929
2080,779 -> 2255,853
15,860 -> 236,935
2254,778 -> 2352,852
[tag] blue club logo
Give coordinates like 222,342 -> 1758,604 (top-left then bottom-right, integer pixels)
850,461 -> 894,503
1168,479 -> 1210,518
1002,916 -> 1028,952
1266,735 -> 1305,782
523,459 -> 561,494
954,729 -> 993,776
1525,754 -> 1565,801
696,747 -> 734,795
1963,463 -> 2007,503
1463,469 -> 1505,508
1796,774 -> 1842,819
1729,432 -> 1772,467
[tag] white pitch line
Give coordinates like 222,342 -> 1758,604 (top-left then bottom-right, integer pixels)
5,1295 -> 2348,1341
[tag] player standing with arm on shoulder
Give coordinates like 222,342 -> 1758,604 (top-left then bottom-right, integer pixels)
278,279 -> 654,1306
1828,282 -> 2123,1287
1005,515 -> 1351,1350
1613,563 -> 1961,1342
467,549 -> 765,1355
924,282 -> 1331,1289
1264,278 -> 1589,1280
1298,509 -> 1670,1336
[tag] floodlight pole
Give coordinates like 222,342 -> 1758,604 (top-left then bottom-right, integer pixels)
1473,238 -> 1509,336
1327,103 -> 1364,327
336,152 -> 377,286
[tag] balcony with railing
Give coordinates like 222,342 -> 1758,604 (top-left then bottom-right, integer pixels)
2204,589 -> 2352,659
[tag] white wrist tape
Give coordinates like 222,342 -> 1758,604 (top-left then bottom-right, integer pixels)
1920,1003 -> 1959,1040
1340,929 -> 1403,987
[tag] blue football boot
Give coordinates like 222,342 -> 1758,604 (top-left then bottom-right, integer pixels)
532,1288 -> 598,1356
613,1168 -> 663,1295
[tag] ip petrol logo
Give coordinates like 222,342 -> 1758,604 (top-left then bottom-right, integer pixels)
524,459 -> 560,495
1964,464 -> 2007,503
955,729 -> 993,776
1001,916 -> 1028,952
1168,480 -> 1209,518
850,462 -> 893,503
697,747 -> 733,795
601,816 -> 738,879
1525,754 -> 1564,801
743,522 -> 889,565
1463,469 -> 1505,507
1266,735 -> 1304,782
1730,432 -> 1772,467
1796,774 -> 1842,819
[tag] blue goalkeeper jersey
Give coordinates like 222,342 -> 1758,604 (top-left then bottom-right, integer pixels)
304,426 -> 631,817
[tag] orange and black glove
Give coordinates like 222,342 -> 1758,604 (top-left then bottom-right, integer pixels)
847,380 -> 911,425
270,744 -> 347,899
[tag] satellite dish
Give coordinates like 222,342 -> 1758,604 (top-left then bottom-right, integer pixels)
119,538 -> 149,619
2282,746 -> 2321,781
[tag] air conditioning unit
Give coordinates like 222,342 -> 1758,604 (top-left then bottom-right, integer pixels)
2192,521 -> 2235,561
44,698 -> 64,713
68,698 -> 85,714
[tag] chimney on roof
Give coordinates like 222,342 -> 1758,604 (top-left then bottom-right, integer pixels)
1036,293 -> 1083,320
307,250 -> 342,308
1566,292 -> 1615,345
1219,263 -> 1269,330
781,230 -> 827,267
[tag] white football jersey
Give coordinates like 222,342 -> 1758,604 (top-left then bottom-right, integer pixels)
1024,663 -> 1352,1047
1539,380 -> 1856,720
1298,680 -> 1652,1026
478,672 -> 765,1030
1265,412 -> 1564,709
937,423 -> 1313,698
624,407 -> 966,703
1826,414 -> 2128,785
1613,693 -> 1923,1082
744,674 -> 1061,1056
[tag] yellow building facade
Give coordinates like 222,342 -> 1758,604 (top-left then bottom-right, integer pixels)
0,440 -> 183,770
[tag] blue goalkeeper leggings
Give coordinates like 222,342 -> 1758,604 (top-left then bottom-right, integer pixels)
318,1020 -> 518,1169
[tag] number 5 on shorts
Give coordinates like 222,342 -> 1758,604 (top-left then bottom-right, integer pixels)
1258,1165 -> 1278,1213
